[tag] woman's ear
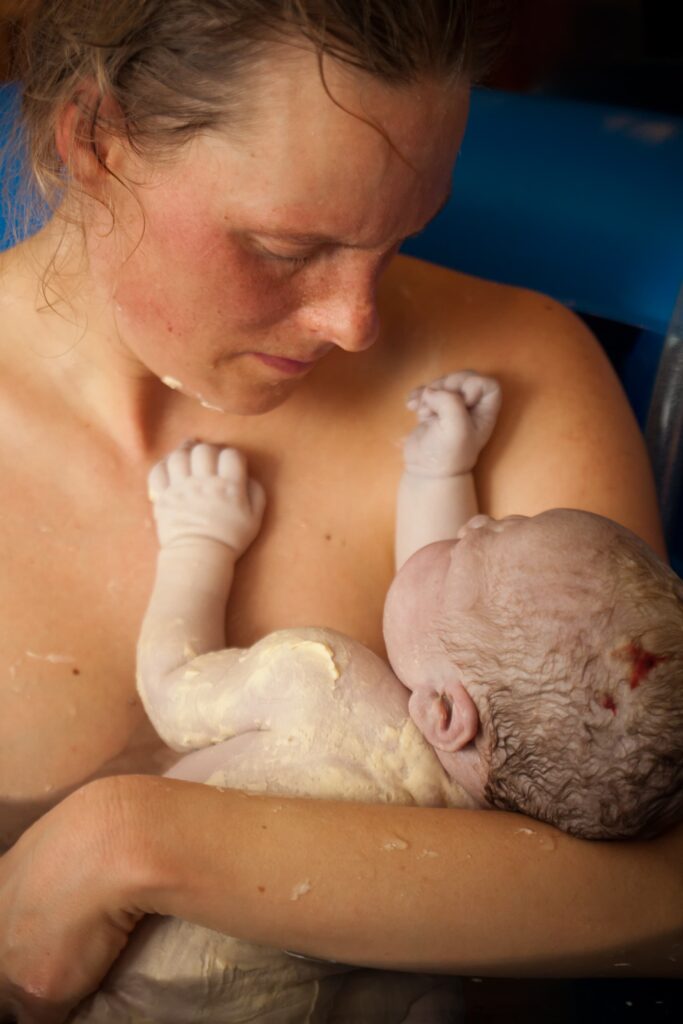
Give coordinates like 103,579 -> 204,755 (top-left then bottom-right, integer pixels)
408,680 -> 479,752
54,89 -> 123,189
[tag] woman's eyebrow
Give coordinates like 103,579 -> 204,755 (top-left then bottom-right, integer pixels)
253,186 -> 453,248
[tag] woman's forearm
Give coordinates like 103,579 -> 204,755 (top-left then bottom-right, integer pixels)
118,774 -> 683,978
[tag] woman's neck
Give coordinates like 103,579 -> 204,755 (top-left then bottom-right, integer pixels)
0,223 -> 315,463
0,223 -> 202,459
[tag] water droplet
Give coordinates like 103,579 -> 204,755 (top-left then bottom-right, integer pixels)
290,880 -> 312,901
538,835 -> 556,851
382,836 -> 409,851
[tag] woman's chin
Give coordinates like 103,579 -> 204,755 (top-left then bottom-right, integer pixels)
182,378 -> 297,417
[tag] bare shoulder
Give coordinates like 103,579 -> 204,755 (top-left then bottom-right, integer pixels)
383,254 -> 612,373
381,256 -> 665,555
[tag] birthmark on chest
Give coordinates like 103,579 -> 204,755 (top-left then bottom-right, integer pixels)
613,640 -> 669,689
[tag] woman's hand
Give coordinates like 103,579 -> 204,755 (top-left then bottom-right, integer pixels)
0,778 -> 144,1023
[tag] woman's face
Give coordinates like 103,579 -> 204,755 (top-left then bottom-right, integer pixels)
88,48 -> 469,413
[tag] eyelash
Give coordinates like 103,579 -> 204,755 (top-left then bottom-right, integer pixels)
259,247 -> 313,268
275,253 -> 311,267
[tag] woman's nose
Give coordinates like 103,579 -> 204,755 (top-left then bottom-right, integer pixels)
301,256 -> 382,353
323,295 -> 380,353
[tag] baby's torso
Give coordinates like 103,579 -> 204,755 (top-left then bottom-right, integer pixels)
164,627 -> 469,811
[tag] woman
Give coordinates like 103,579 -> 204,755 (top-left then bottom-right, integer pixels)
0,2 -> 680,1021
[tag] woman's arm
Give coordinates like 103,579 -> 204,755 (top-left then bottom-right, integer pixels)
4,771 -> 678,1022
0,779 -> 145,1023
124,774 -> 682,977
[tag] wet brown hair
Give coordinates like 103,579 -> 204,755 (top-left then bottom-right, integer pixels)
3,0 -> 510,239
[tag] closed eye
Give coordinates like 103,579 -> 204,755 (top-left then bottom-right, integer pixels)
262,250 -> 314,267
251,240 -> 319,269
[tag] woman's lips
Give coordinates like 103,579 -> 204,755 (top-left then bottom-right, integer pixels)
252,352 -> 320,376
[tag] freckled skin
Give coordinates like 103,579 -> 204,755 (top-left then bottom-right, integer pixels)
85,57 -> 465,418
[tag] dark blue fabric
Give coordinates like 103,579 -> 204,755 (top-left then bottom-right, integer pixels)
0,81 -> 47,250
402,87 -> 683,338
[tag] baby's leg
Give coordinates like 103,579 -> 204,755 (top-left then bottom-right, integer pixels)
137,442 -> 265,751
395,371 -> 501,568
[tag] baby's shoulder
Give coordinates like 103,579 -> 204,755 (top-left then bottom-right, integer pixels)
245,627 -> 397,693
237,627 -> 409,725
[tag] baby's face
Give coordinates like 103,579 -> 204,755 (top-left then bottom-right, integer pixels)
385,513 -> 540,682
383,510 -> 616,800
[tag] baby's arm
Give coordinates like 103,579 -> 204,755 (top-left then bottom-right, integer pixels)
137,443 -> 265,751
395,371 -> 501,569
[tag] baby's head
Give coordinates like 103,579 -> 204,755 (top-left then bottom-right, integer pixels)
384,509 -> 683,839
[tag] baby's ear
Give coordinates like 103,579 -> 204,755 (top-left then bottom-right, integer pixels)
408,680 -> 479,752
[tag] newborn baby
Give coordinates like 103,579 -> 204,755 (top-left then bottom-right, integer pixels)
72,372 -> 683,1023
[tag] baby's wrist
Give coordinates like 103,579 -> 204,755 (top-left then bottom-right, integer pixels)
158,536 -> 239,563
402,465 -> 475,482
155,539 -> 237,593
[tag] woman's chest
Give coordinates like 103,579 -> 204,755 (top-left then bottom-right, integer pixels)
0,428 -> 397,839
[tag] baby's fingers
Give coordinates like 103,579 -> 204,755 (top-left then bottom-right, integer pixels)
416,385 -> 468,426
463,375 -> 501,410
247,478 -> 267,521
147,461 -> 169,500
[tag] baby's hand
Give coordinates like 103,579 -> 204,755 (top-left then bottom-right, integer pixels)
403,371 -> 502,476
148,442 -> 265,556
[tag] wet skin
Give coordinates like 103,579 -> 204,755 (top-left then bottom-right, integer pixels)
0,49 -> 469,842
0,40 -> 676,993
